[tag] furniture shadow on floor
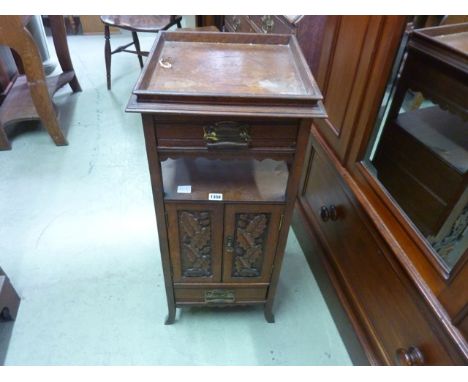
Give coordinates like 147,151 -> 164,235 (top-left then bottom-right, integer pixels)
53,89 -> 80,136
178,305 -> 264,322
0,321 -> 15,365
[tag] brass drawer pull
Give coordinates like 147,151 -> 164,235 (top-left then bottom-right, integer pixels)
205,289 -> 236,304
203,121 -> 251,149
396,346 -> 425,366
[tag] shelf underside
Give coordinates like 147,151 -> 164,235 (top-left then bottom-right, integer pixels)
0,71 -> 75,127
161,157 -> 289,202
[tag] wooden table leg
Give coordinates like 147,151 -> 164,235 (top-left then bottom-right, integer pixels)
28,79 -> 68,146
132,31 -> 144,69
48,15 -> 82,92
104,25 -> 111,90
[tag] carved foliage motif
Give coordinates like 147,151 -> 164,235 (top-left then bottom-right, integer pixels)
178,210 -> 212,277
232,213 -> 270,277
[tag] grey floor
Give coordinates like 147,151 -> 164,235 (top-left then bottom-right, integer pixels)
0,20 -> 352,365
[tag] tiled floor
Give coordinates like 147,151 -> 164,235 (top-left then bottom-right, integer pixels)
0,18 -> 352,365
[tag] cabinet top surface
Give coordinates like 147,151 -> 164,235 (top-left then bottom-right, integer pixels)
128,31 -> 326,118
148,42 -> 306,96
413,22 -> 468,59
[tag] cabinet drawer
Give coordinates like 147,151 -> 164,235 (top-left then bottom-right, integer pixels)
224,15 -> 257,33
154,117 -> 298,149
174,285 -> 268,304
302,147 -> 456,365
248,16 -> 295,34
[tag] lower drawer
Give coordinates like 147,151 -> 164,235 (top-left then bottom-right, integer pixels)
174,285 -> 268,304
300,143 -> 460,365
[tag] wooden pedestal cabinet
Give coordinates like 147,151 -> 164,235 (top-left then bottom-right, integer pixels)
127,31 -> 326,324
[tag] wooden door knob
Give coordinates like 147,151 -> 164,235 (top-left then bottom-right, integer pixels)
320,205 -> 338,222
329,204 -> 338,221
396,346 -> 425,365
320,205 -> 330,222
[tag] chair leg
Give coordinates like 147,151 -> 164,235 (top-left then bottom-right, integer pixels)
104,25 -> 111,90
132,31 -> 144,69
48,16 -> 82,92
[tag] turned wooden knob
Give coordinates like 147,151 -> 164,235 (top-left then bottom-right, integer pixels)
320,204 -> 338,222
329,204 -> 338,221
320,206 -> 330,222
396,346 -> 425,366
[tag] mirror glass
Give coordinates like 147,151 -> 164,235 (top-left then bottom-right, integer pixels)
363,17 -> 468,272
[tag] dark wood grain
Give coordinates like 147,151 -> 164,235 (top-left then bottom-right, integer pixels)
165,203 -> 224,283
0,15 -> 80,150
141,114 -> 177,324
294,15 -> 467,365
133,32 -> 324,110
224,16 -> 327,76
100,16 -> 182,90
300,141 -> 458,365
222,204 -> 283,283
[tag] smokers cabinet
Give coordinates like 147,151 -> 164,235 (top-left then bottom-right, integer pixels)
127,31 -> 326,323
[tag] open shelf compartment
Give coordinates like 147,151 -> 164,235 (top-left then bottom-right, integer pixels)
161,157 -> 289,203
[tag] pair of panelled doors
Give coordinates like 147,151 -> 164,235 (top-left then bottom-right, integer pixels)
165,203 -> 284,284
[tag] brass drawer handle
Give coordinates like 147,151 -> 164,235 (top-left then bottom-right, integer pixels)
205,289 -> 235,304
203,121 -> 251,149
396,347 -> 425,366
320,204 -> 338,222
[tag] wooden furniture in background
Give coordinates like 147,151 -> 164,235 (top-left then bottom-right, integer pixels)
292,16 -> 467,365
0,267 -> 20,321
100,16 -> 182,90
374,23 -> 468,244
196,15 -> 224,31
126,31 -> 326,324
80,16 -> 120,35
223,15 -> 327,75
0,46 -> 18,105
0,15 -> 81,150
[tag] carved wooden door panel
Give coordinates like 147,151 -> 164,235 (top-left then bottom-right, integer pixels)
166,203 -> 223,283
222,204 -> 283,283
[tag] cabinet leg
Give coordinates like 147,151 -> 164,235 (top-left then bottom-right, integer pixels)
48,15 -> 82,92
165,307 -> 176,325
264,303 -> 275,323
